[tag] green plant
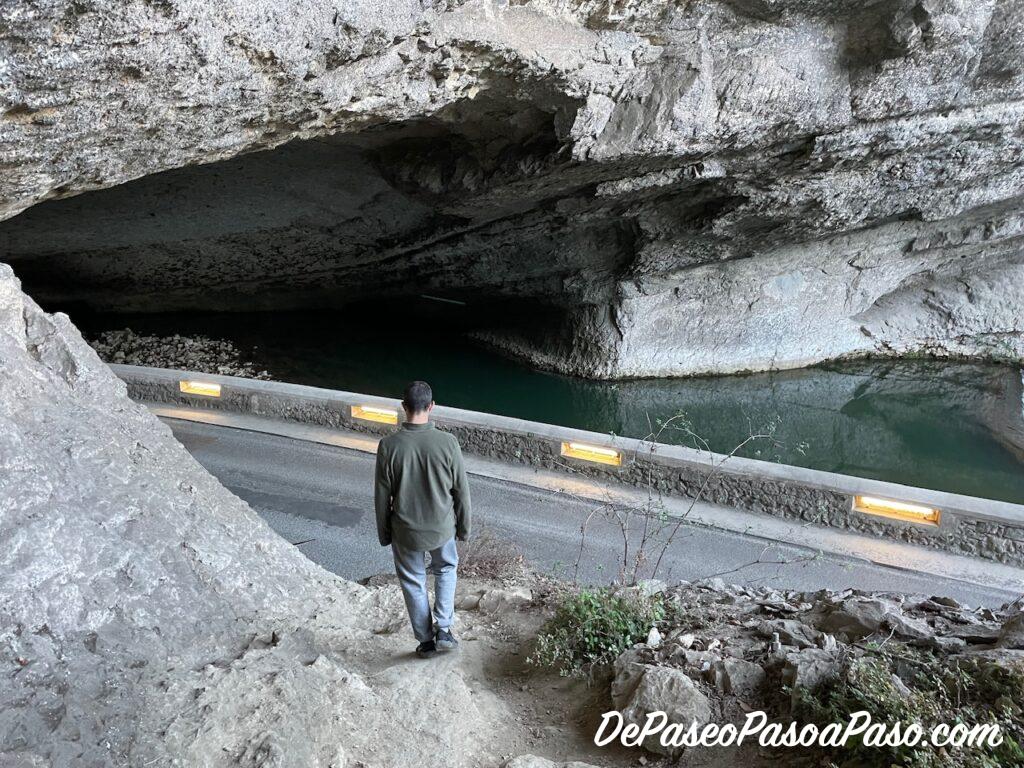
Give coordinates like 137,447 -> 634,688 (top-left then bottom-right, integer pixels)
528,587 -> 665,677
793,644 -> 1024,768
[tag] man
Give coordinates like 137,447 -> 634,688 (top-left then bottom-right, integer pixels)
374,380 -> 472,658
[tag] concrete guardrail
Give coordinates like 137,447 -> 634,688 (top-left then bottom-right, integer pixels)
111,364 -> 1024,568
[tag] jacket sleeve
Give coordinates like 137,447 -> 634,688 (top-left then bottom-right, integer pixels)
374,444 -> 393,547
451,440 -> 471,541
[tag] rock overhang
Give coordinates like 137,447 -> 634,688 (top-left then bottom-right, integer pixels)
1,0 -> 1022,378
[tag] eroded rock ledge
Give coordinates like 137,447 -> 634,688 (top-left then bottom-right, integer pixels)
2,0 -> 1023,377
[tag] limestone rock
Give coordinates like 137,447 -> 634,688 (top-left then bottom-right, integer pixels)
758,619 -> 822,649
815,597 -> 932,642
782,649 -> 843,692
477,585 -> 533,615
645,626 -> 663,649
1,0 -> 1023,377
709,658 -> 766,697
0,265 -> 505,767
612,654 -> 712,756
504,757 -> 600,768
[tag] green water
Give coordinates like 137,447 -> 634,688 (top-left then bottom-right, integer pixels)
82,311 -> 1024,504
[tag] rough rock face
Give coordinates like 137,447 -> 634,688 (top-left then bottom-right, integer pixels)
2,0 -> 1024,377
0,264 -> 513,767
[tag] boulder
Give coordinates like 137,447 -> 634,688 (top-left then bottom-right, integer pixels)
782,649 -> 843,692
709,658 -> 766,697
612,655 -> 712,756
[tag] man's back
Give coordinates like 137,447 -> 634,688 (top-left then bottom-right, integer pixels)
374,422 -> 471,551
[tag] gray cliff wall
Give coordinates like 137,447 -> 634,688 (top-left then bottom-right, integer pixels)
0,264 -> 377,765
1,0 -> 1023,377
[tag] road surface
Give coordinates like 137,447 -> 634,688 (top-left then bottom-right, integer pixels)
165,415 -> 1024,606
163,416 -> 1024,607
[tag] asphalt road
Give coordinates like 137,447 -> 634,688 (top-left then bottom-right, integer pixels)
167,418 -> 1022,607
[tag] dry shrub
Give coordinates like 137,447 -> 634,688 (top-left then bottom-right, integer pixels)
458,526 -> 527,581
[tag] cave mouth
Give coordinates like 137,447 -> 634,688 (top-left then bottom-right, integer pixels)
0,93 -> 631,379
72,293 -> 571,378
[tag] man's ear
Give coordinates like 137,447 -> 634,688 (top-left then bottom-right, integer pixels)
428,401 -> 435,412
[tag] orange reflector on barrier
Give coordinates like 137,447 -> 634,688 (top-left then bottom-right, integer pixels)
351,405 -> 399,425
853,495 -> 941,526
179,380 -> 222,397
560,441 -> 621,466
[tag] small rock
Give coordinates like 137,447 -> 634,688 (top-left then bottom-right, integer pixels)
818,633 -> 838,652
758,619 -> 821,649
636,579 -> 668,596
645,626 -> 662,649
996,611 -> 1024,649
671,631 -> 695,650
711,658 -> 766,696
504,756 -> 601,768
455,592 -> 482,611
477,586 -> 532,615
782,648 -> 842,692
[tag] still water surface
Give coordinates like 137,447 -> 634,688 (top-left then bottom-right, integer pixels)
83,312 -> 1024,504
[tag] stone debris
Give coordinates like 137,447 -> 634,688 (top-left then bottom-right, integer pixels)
467,585 -> 534,615
606,579 -> 1024,757
997,609 -> 1024,649
89,328 -> 271,379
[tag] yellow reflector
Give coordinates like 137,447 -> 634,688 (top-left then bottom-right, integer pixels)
351,405 -> 399,425
560,441 -> 622,466
179,380 -> 222,397
853,495 -> 941,526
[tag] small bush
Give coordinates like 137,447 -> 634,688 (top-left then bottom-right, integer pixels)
529,587 -> 665,677
794,645 -> 1024,768
458,527 -> 527,580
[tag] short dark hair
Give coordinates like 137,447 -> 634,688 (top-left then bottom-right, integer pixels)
402,380 -> 433,413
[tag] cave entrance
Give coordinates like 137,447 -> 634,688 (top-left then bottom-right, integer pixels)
0,94 -> 629,384
0,91 -> 634,387
73,291 -> 570,389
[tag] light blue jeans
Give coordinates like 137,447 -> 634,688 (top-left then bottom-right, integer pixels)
391,537 -> 459,643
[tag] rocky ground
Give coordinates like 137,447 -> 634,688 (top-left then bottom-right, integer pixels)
89,328 -> 271,379
602,579 -> 1024,766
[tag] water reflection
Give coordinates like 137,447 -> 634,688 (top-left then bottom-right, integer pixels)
80,311 -> 1024,504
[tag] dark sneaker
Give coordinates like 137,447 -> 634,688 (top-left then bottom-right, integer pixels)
435,629 -> 459,652
415,640 -> 438,658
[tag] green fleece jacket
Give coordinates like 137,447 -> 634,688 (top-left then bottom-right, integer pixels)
374,422 -> 472,550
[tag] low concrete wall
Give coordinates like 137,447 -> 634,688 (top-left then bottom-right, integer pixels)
112,364 -> 1024,567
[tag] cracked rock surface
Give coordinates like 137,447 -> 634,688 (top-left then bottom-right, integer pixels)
1,0 -> 1022,377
